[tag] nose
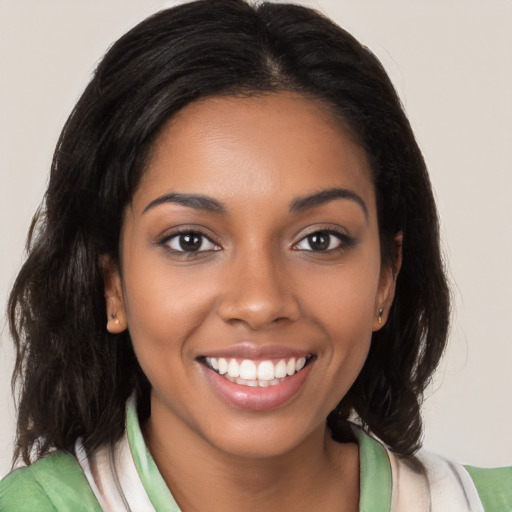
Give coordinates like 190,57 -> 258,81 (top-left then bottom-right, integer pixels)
217,247 -> 301,330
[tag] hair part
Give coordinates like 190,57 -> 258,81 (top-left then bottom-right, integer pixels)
9,0 -> 449,465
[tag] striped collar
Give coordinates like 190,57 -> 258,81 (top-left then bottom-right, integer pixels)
77,398 -> 486,511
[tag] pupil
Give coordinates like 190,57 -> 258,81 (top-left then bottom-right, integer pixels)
308,232 -> 329,251
179,233 -> 201,251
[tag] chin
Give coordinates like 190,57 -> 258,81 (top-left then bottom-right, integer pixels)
198,414 -> 327,461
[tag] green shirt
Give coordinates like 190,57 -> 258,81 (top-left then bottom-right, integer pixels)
1,401 -> 511,511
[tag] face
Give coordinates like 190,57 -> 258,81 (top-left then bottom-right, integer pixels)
105,92 -> 398,459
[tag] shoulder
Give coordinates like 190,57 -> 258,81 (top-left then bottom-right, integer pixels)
397,448 -> 512,512
355,423 -> 512,512
464,464 -> 512,512
0,451 -> 101,512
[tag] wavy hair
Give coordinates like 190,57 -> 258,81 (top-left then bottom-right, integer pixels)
9,0 -> 449,465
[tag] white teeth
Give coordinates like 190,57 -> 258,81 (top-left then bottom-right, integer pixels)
275,360 -> 287,379
227,359 -> 240,378
205,355 -> 311,387
239,359 -> 257,380
218,358 -> 228,375
257,360 -> 275,381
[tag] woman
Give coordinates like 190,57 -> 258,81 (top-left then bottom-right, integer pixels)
0,0 -> 510,510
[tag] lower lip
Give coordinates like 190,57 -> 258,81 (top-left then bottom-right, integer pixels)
202,363 -> 313,411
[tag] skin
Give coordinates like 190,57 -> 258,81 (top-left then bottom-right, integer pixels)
105,92 -> 400,512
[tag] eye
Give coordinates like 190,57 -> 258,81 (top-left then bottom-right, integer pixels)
294,230 -> 352,252
164,231 -> 220,253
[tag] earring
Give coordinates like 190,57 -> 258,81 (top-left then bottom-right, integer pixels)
378,308 -> 383,324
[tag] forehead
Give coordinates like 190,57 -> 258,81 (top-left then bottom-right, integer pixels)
134,92 -> 375,216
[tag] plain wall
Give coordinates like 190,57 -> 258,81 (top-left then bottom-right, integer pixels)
1,0 -> 511,477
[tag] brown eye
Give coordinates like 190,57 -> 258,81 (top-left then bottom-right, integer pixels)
307,232 -> 331,251
165,231 -> 220,253
295,230 -> 343,252
179,233 -> 202,251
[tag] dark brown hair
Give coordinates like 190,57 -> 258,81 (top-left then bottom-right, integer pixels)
9,0 -> 449,465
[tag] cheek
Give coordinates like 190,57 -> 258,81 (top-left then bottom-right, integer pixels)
296,258 -> 380,380
122,268 -> 220,407
121,252 -> 218,360
298,257 -> 381,327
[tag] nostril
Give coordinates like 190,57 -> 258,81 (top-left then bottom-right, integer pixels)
216,264 -> 301,328
218,301 -> 300,329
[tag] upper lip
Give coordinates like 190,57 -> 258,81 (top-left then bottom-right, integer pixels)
199,343 -> 312,360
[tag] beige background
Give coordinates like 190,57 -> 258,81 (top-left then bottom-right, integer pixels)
1,0 -> 511,477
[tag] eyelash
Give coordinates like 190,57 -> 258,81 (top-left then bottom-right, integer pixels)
158,229 -> 221,254
157,227 -> 356,256
292,228 -> 356,253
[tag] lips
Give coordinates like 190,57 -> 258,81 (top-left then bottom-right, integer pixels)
198,348 -> 314,411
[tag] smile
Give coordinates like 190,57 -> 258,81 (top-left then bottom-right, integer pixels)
203,356 -> 312,388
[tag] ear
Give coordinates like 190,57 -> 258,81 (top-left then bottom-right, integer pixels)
373,233 -> 403,331
100,255 -> 127,334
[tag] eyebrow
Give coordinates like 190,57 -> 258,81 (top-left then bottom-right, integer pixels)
142,193 -> 227,215
142,187 -> 368,219
289,187 -> 368,219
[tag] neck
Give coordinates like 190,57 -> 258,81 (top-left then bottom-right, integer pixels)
143,402 -> 359,512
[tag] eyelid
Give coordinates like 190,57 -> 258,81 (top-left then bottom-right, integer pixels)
292,226 -> 356,252
157,227 -> 221,253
